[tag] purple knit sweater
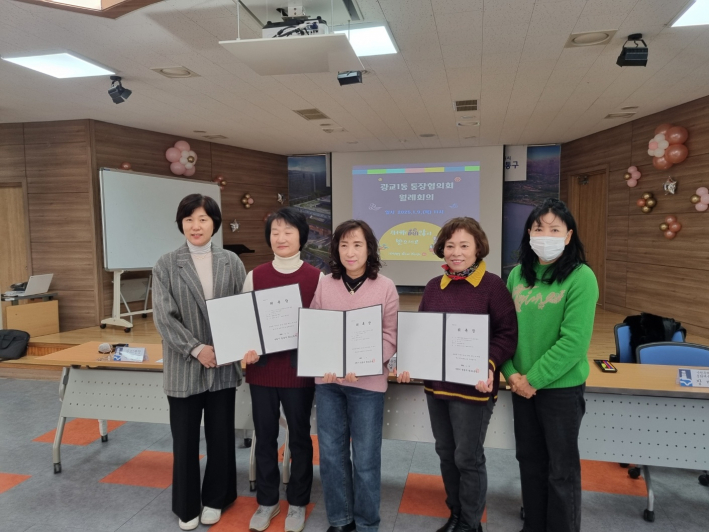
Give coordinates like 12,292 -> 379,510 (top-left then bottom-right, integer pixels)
420,271 -> 518,404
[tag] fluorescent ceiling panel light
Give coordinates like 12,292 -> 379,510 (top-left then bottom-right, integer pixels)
672,0 -> 709,27
2,52 -> 114,78
55,1 -> 102,8
334,23 -> 397,57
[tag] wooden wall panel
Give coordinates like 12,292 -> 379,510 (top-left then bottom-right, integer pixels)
23,120 -> 90,145
54,290 -> 100,332
0,146 -> 26,180
561,94 -> 709,336
31,243 -> 95,291
0,123 -> 24,146
25,143 -> 92,194
28,193 -> 94,243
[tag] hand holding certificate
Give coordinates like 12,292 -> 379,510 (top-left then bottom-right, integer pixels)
297,305 -> 384,378
207,284 -> 302,365
397,312 -> 490,386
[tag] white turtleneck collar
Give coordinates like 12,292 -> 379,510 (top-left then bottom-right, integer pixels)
187,239 -> 212,254
273,251 -> 303,273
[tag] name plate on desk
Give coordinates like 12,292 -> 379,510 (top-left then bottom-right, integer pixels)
113,347 -> 147,362
678,368 -> 709,387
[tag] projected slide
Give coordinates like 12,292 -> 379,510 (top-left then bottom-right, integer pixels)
352,163 -> 480,262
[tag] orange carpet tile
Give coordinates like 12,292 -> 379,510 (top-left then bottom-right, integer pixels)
399,473 -> 487,522
278,435 -> 320,465
100,451 -> 206,489
34,419 -> 125,446
211,498 -> 315,531
581,460 -> 647,497
0,472 -> 31,495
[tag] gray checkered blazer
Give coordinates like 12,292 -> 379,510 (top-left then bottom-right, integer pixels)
152,243 -> 246,398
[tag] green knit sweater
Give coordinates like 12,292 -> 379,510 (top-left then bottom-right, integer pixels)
501,262 -> 599,390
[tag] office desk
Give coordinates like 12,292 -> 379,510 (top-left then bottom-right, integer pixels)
1,292 -> 59,336
24,343 -> 253,474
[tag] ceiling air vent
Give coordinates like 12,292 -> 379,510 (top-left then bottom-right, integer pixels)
604,113 -> 636,119
454,100 -> 478,112
294,108 -> 330,121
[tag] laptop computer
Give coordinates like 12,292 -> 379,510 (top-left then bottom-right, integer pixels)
4,274 -> 54,297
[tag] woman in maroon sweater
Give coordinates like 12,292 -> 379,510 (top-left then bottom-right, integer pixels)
399,217 -> 517,532
241,207 -> 322,532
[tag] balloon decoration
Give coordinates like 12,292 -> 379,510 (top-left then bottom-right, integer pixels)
277,193 -> 286,205
691,186 -> 709,212
263,212 -> 272,223
648,124 -> 689,170
165,140 -> 198,176
624,166 -> 641,188
663,176 -> 677,195
120,162 -> 132,170
636,192 -> 656,214
229,219 -> 240,232
659,215 -> 682,239
213,175 -> 227,191
241,193 -> 254,209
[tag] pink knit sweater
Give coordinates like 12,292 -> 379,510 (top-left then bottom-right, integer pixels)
310,274 -> 399,393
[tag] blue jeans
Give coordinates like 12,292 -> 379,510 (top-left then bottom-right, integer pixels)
316,384 -> 385,532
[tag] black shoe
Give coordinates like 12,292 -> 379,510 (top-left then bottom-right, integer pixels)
436,512 -> 460,532
453,519 -> 482,532
327,522 -> 356,532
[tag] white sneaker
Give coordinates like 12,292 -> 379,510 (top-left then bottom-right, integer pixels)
284,505 -> 306,532
201,506 -> 222,525
178,516 -> 199,530
249,504 -> 280,531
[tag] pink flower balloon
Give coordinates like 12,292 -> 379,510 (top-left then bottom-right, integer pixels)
183,166 -> 196,177
174,140 -> 190,151
627,178 -> 638,187
166,147 -> 181,163
696,203 -> 708,212
697,187 -> 709,196
648,141 -> 658,150
628,166 -> 637,172
247,198 -> 254,204
701,194 -> 709,205
170,161 -> 186,175
631,171 -> 641,180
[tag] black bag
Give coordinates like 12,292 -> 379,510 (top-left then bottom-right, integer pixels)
623,313 -> 686,363
0,329 -> 30,360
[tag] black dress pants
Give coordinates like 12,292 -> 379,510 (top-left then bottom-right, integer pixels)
167,387 -> 237,522
249,384 -> 315,506
512,384 -> 586,532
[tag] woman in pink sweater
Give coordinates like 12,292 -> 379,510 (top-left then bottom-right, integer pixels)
310,220 -> 399,532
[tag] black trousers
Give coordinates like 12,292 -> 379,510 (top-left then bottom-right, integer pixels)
249,384 -> 315,506
512,385 -> 586,532
167,387 -> 237,522
426,394 -> 494,527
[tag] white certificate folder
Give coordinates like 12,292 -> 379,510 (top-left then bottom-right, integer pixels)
297,305 -> 384,378
397,312 -> 490,386
207,284 -> 302,365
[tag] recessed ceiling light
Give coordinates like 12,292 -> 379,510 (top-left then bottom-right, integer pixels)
605,112 -> 636,119
564,30 -> 617,48
463,136 -> 477,139
151,66 -> 199,78
334,22 -> 398,57
193,130 -> 207,133
1,52 -> 114,78
419,133 -> 436,138
347,141 -> 359,144
672,0 -> 709,27
620,106 -> 639,110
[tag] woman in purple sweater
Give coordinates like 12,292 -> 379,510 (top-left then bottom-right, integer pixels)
399,217 -> 517,532
310,220 -> 399,532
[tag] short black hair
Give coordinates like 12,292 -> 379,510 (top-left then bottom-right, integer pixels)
518,198 -> 587,287
329,220 -> 382,280
175,194 -> 222,235
264,207 -> 310,250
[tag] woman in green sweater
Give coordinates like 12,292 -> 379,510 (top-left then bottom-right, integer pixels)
502,198 -> 598,532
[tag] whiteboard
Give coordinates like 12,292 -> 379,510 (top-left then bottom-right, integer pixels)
100,168 -> 223,270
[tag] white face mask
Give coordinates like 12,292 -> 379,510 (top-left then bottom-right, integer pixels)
529,235 -> 567,263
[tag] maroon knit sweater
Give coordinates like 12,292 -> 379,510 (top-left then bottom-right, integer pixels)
245,261 -> 320,388
420,271 -> 518,404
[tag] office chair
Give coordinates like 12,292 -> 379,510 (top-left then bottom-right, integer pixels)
635,341 -> 709,520
612,324 -> 687,476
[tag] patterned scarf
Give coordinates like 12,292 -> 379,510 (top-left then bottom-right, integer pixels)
442,261 -> 480,281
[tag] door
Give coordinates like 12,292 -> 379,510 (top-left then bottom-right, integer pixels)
568,170 -> 607,307
0,184 -> 30,325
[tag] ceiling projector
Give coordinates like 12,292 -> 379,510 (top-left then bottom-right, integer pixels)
262,4 -> 329,38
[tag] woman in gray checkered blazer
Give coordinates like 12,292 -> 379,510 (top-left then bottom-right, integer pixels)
153,194 -> 246,531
